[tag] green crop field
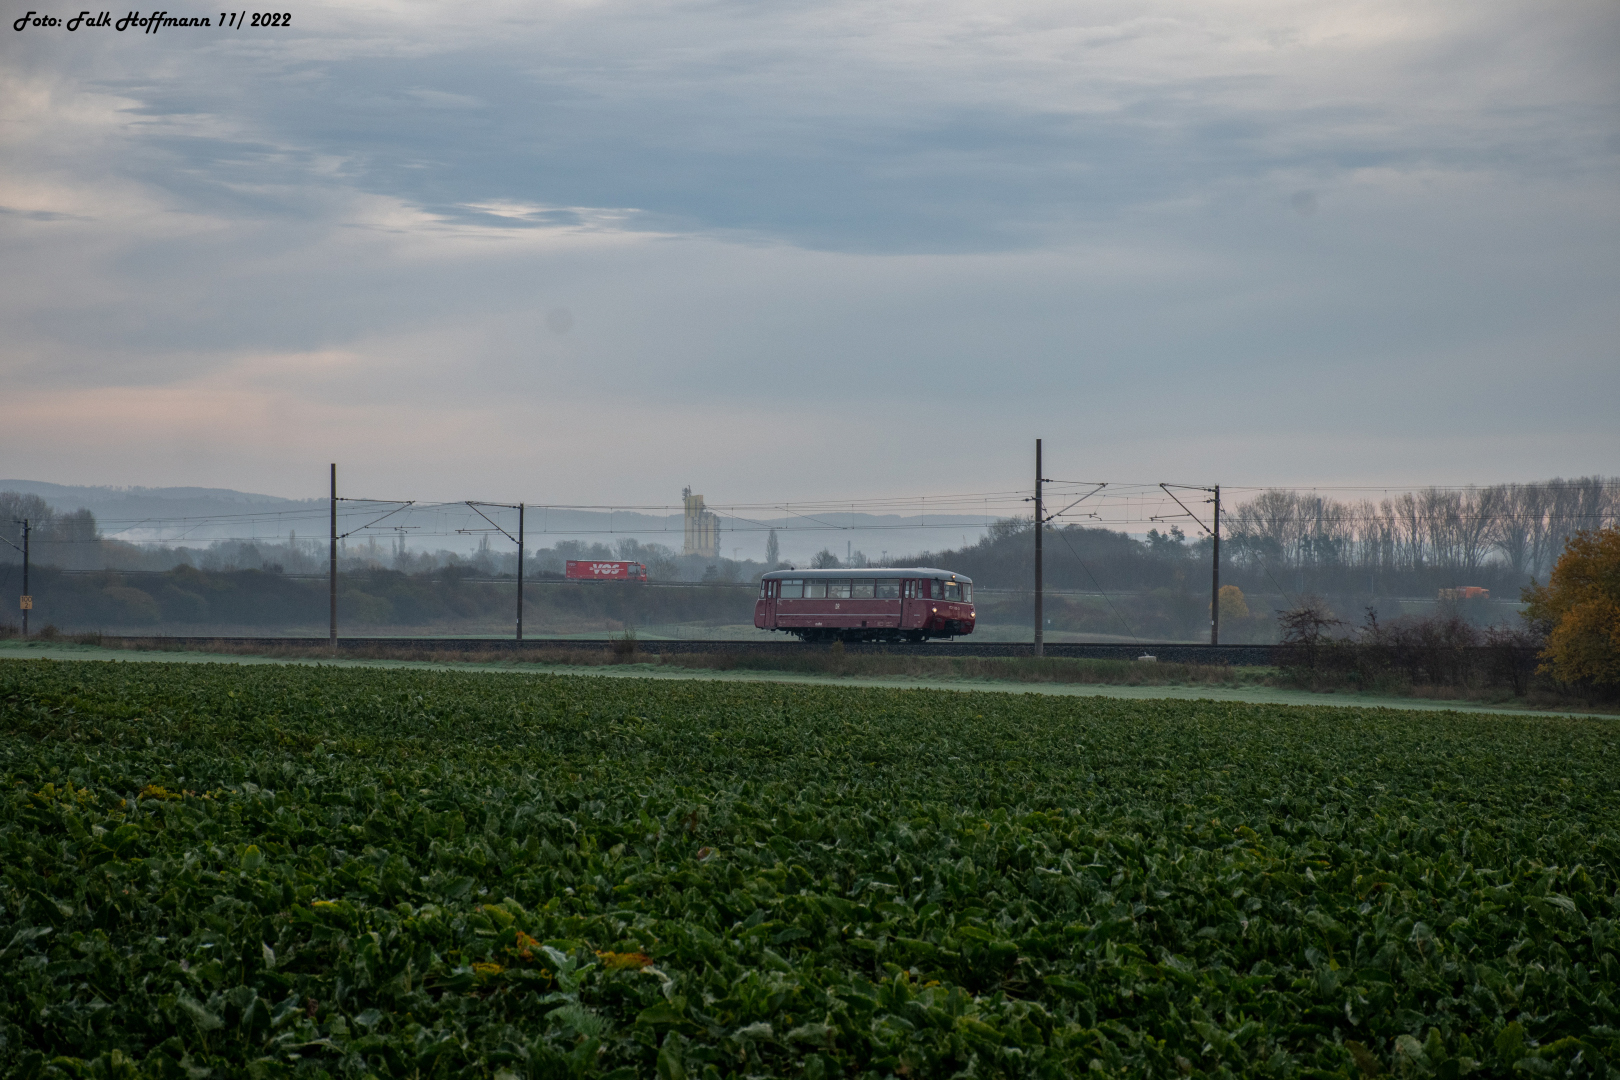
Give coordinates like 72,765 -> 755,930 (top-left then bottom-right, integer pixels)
1,660 -> 1615,1079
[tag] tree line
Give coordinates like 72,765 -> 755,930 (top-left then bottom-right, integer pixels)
1224,477 -> 1617,593
0,492 -> 100,562
1271,520 -> 1620,702
897,477 -> 1617,601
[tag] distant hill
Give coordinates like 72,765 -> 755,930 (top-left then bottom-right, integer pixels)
0,480 -> 319,515
0,480 -> 993,563
0,480 -> 325,543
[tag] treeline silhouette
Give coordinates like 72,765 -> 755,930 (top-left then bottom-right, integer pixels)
901,477 -> 1619,600
1224,478 -> 1616,595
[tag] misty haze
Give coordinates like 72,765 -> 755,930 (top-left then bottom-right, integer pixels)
4,478 -> 1613,643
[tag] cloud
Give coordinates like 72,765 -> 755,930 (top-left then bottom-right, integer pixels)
403,87 -> 483,109
0,0 -> 1616,500
13,0 -> 1615,251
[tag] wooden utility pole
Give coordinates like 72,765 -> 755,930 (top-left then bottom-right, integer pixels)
516,503 -> 525,641
1034,439 -> 1044,657
1210,484 -> 1221,646
329,464 -> 337,649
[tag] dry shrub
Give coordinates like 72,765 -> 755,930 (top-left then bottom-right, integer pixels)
611,629 -> 639,661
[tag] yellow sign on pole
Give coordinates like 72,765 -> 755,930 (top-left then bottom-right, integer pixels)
19,596 -> 32,610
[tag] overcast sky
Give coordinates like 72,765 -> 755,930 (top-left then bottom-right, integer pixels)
3,0 -> 1616,506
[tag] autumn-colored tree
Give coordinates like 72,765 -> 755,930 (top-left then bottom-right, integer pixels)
1217,584 -> 1249,621
1522,526 -> 1620,686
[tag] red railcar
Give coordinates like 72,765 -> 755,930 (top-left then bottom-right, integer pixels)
565,560 -> 648,582
755,567 -> 975,642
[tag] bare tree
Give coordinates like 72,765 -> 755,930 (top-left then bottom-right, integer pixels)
1276,597 -> 1345,673
1223,479 -> 1619,592
1491,483 -> 1545,577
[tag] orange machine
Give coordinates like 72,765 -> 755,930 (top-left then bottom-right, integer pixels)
1438,586 -> 1490,600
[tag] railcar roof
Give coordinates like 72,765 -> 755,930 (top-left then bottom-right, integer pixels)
760,567 -> 971,583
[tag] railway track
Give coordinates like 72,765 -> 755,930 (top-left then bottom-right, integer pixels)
101,636 -> 1288,665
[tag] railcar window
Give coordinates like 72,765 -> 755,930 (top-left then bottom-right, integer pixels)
942,581 -> 961,601
759,582 -> 768,598
805,581 -> 827,598
904,580 -> 920,599
851,581 -> 875,599
828,580 -> 852,599
875,579 -> 900,599
963,583 -> 973,602
779,579 -> 804,599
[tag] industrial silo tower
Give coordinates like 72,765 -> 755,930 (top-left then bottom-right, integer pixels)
681,487 -> 720,559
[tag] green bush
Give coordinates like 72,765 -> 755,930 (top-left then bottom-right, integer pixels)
98,585 -> 160,625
